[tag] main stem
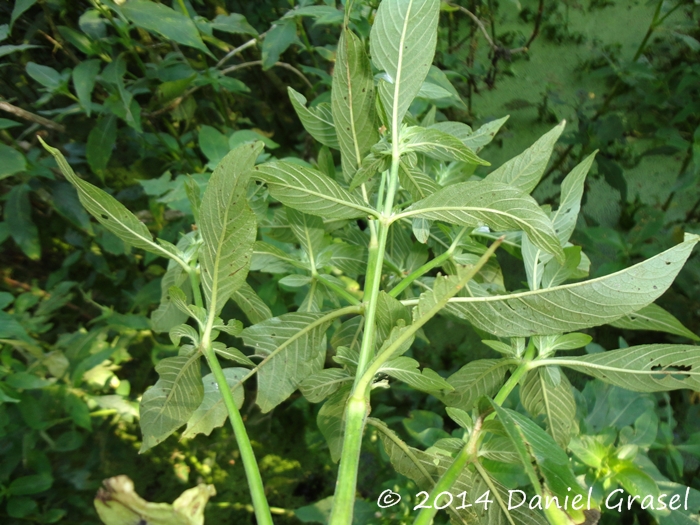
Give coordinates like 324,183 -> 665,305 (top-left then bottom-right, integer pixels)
190,265 -> 273,525
329,151 -> 402,525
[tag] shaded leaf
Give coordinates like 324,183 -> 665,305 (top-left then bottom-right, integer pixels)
332,29 -> 379,181
120,0 -> 210,54
140,354 -> 203,452
485,121 -> 566,194
444,234 -> 700,337
254,161 -> 375,219
288,88 -> 338,149
181,368 -> 247,438
241,312 -> 335,412
199,142 -> 262,314
400,181 -> 564,262
370,0 -> 440,128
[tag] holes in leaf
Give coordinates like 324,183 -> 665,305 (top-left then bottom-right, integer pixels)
101,214 -> 109,220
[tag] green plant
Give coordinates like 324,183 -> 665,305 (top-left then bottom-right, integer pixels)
28,1 -> 700,525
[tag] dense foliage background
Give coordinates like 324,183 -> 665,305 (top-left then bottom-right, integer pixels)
1,0 -> 699,523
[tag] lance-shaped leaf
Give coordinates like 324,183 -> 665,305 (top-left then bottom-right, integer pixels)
39,138 -> 185,267
332,29 -> 379,181
520,369 -> 576,448
231,283 -> 273,324
140,354 -> 203,452
288,87 -> 339,149
288,208 -> 326,268
370,0 -> 440,129
181,368 -> 247,439
398,159 -> 439,201
240,312 -> 335,412
439,359 -> 514,411
349,152 -> 389,191
491,404 -> 595,524
522,152 -> 596,290
318,385 -> 350,462
398,181 -> 565,262
251,241 -> 303,273
199,142 -> 262,315
373,418 -> 477,525
254,161 -> 376,219
300,368 -> 353,403
151,233 -> 196,333
485,120 -> 566,194
379,356 -> 453,394
402,126 -> 489,165
376,291 -> 411,347
443,234 -> 700,337
545,344 -> 700,392
610,303 -> 699,341
462,116 -> 509,153
552,152 -> 596,244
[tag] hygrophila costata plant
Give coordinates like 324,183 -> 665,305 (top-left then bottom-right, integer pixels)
42,1 -> 700,524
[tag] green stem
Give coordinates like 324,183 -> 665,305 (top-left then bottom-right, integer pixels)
389,227 -> 469,298
190,264 -> 273,525
353,222 -> 389,377
329,239 -> 504,525
356,237 -> 505,396
202,344 -> 273,525
412,416 -> 484,525
329,163 -> 400,525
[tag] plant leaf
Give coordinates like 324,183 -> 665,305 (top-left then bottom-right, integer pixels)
210,13 -> 258,36
398,159 -> 439,201
548,344 -> 700,392
461,116 -> 509,153
86,114 -> 117,180
39,138 -> 185,266
373,418 -> 476,525
231,283 -> 273,324
120,0 -> 210,55
400,181 -> 564,262
552,152 -> 597,244
151,233 -> 195,333
444,234 -> 700,337
254,160 -> 376,219
139,354 -> 203,452
288,208 -> 326,268
72,59 -> 100,116
317,386 -> 351,463
490,404 -> 592,524
485,120 -> 566,194
520,369 -> 576,448
262,18 -> 297,69
439,359 -> 514,411
288,87 -> 339,149
181,368 -> 247,439
240,312 -> 335,412
610,303 -> 699,341
252,241 -> 303,274
370,0 -> 440,129
5,184 -> 40,260
402,126 -> 489,165
332,29 -> 379,181
379,356 -> 453,394
0,143 -> 26,180
199,142 -> 262,315
300,368 -> 353,403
